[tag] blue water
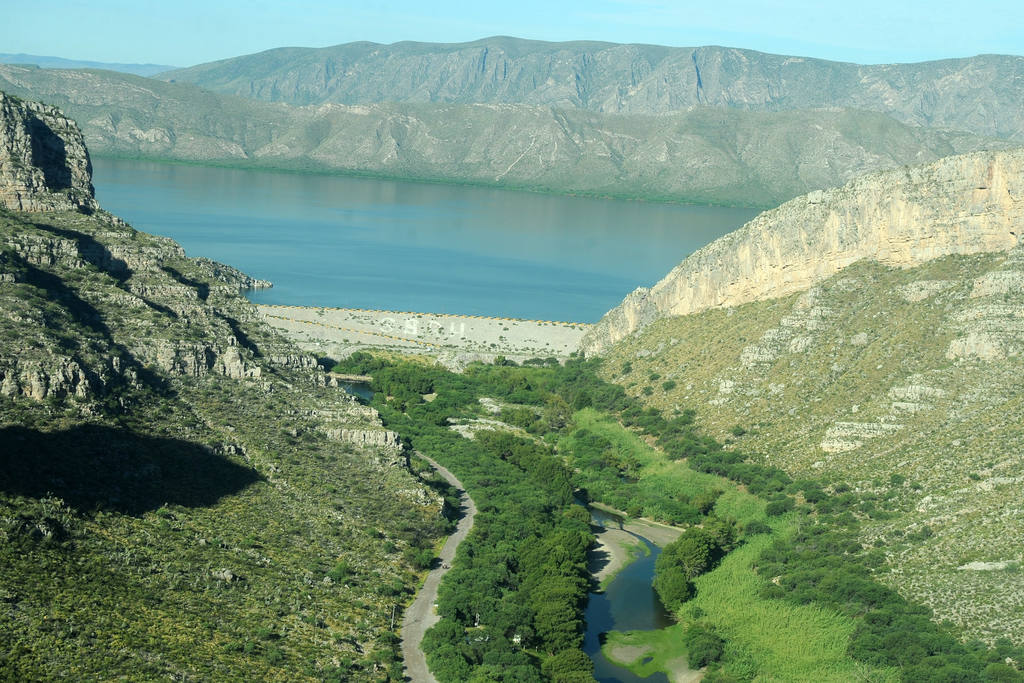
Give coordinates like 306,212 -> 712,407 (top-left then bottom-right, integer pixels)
586,507 -> 674,683
91,159 -> 757,322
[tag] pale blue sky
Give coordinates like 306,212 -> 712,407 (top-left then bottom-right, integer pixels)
3,0 -> 1021,68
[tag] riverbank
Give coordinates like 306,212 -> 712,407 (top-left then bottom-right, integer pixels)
587,502 -> 684,591
589,501 -> 684,548
588,526 -> 645,590
604,628 -> 703,683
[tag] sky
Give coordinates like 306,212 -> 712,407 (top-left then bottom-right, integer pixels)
2,0 -> 1022,69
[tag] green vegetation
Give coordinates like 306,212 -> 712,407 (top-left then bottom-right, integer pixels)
0,207 -> 446,682
4,194 -> 1020,681
331,350 -> 1022,682
602,252 -> 1024,645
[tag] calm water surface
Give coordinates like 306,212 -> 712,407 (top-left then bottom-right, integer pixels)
92,159 -> 757,322
586,507 -> 673,683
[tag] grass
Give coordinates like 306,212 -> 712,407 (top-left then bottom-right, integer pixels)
603,626 -> 694,679
570,408 -> 768,525
572,410 -> 899,682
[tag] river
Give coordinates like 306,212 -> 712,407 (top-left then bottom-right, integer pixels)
587,507 -> 673,683
91,158 -> 758,323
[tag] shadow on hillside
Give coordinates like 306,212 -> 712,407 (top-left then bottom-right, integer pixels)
28,114 -> 73,191
0,424 -> 263,515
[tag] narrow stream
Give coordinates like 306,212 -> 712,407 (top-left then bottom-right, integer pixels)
585,507 -> 673,683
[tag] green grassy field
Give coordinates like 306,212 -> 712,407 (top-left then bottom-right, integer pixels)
574,412 -> 899,682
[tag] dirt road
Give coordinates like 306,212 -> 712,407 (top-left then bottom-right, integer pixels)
401,455 -> 477,683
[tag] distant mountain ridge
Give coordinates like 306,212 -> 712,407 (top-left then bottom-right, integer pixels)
160,37 -> 1024,140
0,53 -> 176,77
0,64 -> 1013,208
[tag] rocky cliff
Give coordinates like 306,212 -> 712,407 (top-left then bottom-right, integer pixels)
161,39 -> 1024,141
0,91 -> 95,212
0,96 -> 441,681
582,148 -> 1024,356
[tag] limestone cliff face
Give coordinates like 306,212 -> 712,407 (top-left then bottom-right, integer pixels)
581,148 -> 1024,356
0,91 -> 96,212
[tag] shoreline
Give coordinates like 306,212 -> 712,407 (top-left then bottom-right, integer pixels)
588,525 -> 645,590
587,505 -> 683,591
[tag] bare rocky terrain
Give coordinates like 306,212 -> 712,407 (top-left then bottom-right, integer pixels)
162,38 -> 1024,142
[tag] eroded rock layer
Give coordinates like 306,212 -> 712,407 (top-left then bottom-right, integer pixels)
0,91 -> 95,212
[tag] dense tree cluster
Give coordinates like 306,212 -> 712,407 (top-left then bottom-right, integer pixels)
359,361 -> 597,683
653,519 -> 738,610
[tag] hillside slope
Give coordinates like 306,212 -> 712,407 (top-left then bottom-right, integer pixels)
586,148 -> 1024,644
161,38 -> 1024,141
0,66 -> 1012,207
0,92 -> 442,681
599,250 -> 1024,644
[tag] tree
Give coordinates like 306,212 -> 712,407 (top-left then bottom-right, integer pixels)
653,569 -> 693,609
681,625 -> 725,669
658,528 -> 716,580
542,648 -> 596,683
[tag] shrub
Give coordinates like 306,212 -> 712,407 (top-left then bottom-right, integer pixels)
765,498 -> 795,517
743,520 -> 772,536
681,625 -> 725,669
729,425 -> 746,437
327,561 -> 351,582
662,380 -> 677,391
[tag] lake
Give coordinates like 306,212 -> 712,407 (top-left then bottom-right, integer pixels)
91,159 -> 758,323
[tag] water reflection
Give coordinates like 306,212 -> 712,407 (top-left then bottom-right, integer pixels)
91,158 -> 757,322
341,381 -> 375,401
584,504 -> 674,682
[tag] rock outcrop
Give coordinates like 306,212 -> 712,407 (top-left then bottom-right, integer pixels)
0,91 -> 96,213
582,148 -> 1024,356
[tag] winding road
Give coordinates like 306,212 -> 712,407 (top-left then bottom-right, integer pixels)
401,455 -> 477,683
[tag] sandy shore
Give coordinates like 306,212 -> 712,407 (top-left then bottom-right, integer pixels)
588,526 -> 643,588
622,518 -> 683,548
588,514 -> 684,590
589,501 -> 684,548
258,304 -> 590,362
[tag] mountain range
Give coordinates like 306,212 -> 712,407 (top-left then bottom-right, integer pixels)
0,58 -> 1014,207
160,38 -> 1024,141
